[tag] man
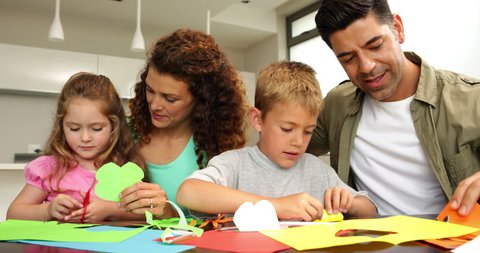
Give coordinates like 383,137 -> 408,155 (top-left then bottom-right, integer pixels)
307,0 -> 480,216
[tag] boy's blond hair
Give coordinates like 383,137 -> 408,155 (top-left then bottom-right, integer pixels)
255,61 -> 323,117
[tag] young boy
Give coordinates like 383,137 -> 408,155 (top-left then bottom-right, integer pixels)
176,61 -> 376,221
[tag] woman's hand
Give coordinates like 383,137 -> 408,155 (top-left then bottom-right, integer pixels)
119,182 -> 177,218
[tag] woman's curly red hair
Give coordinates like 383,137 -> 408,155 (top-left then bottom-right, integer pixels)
129,29 -> 247,168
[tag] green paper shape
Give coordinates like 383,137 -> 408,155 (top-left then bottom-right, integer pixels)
95,162 -> 144,202
145,210 -> 203,228
0,219 -> 149,242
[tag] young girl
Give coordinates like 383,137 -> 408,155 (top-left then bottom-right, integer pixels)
7,72 -> 145,223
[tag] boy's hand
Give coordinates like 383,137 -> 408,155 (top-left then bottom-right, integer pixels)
48,194 -> 82,221
324,187 -> 353,215
64,194 -> 111,223
271,193 -> 323,221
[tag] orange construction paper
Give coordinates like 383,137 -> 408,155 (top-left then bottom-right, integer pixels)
424,203 -> 480,249
436,202 -> 480,229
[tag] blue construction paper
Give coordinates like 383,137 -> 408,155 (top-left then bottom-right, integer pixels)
18,226 -> 194,253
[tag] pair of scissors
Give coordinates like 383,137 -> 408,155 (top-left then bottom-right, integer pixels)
80,179 -> 96,223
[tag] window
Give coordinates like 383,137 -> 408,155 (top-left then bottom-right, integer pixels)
286,1 -> 347,97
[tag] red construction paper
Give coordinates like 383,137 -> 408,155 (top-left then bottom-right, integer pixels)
174,230 -> 290,253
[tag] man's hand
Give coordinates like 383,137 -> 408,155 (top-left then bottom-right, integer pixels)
450,171 -> 480,216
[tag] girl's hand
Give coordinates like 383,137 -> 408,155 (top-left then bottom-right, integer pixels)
64,194 -> 111,223
324,187 -> 353,215
119,182 -> 176,218
48,194 -> 82,221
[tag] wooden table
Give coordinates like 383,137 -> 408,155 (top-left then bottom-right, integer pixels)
0,239 -> 449,252
0,215 -> 452,253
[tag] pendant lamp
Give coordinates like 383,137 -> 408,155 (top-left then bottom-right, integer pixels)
131,0 -> 145,52
48,0 -> 64,41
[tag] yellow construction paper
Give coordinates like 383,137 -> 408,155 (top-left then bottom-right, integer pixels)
260,215 -> 480,251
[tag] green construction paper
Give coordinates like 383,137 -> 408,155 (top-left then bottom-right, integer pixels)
0,219 -> 149,242
146,211 -> 202,228
95,162 -> 144,202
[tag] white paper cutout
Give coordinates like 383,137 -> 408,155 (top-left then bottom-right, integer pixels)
166,200 -> 187,226
233,200 -> 281,231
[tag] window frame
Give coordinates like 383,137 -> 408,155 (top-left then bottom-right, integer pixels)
286,1 -> 321,60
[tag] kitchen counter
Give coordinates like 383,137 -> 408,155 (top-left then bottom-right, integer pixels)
0,166 -> 25,221
0,163 -> 26,171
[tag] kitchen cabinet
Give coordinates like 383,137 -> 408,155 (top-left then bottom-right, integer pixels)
0,43 -> 144,98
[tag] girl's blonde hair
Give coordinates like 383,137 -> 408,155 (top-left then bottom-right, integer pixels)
255,61 -> 324,118
44,72 -> 145,191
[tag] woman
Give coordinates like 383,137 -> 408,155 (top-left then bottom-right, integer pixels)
119,29 -> 248,218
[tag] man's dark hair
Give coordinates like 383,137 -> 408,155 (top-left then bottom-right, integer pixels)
315,0 -> 393,48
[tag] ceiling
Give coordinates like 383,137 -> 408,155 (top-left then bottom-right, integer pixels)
0,0 -> 314,59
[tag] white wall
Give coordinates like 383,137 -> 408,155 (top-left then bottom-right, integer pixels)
244,35 -> 279,73
390,0 -> 480,77
239,71 -> 260,146
223,47 -> 246,71
0,93 -> 56,163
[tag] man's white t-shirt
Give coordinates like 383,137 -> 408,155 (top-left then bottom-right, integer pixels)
351,95 -> 446,215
